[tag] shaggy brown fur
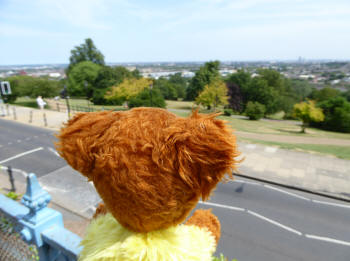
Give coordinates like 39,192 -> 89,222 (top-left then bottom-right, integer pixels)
186,209 -> 221,244
92,202 -> 107,219
56,107 -> 239,236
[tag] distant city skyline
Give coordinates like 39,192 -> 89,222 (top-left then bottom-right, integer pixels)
1,0 -> 350,65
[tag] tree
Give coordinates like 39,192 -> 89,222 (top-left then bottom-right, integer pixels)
245,101 -> 266,120
105,78 -> 153,105
6,75 -> 62,102
154,77 -> 177,100
314,97 -> 350,133
67,38 -> 105,75
186,61 -> 220,100
245,77 -> 279,115
128,88 -> 166,108
226,70 -> 251,112
290,79 -> 313,101
169,73 -> 187,99
195,79 -> 228,110
309,87 -> 340,102
293,100 -> 324,133
67,61 -> 102,98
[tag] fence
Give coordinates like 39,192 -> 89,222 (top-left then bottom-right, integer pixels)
0,173 -> 82,261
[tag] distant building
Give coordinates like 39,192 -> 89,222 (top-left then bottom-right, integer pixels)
49,72 -> 61,78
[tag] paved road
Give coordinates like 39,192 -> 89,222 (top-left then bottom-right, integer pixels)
201,180 -> 350,261
1,118 -> 350,261
0,119 -> 65,177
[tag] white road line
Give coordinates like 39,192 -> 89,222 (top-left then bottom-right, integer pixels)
199,200 -> 349,246
8,142 -> 12,145
47,147 -> 60,157
311,200 -> 350,209
264,185 -> 310,201
25,137 -> 31,140
0,147 -> 43,164
0,145 -> 2,148
0,166 -> 27,177
34,136 -> 38,138
198,201 -> 245,212
17,140 -> 21,143
233,179 -> 259,186
305,234 -> 350,246
236,179 -> 350,210
247,210 -> 302,236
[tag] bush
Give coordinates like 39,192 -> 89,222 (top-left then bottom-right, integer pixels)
312,97 -> 350,133
223,109 -> 233,116
245,101 -> 266,120
128,89 -> 166,108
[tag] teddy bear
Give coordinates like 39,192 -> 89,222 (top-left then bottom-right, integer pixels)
56,107 -> 239,261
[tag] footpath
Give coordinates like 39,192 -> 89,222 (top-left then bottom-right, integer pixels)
1,104 -> 350,237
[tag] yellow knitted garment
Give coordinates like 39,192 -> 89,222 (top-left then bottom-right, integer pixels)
79,213 -> 216,261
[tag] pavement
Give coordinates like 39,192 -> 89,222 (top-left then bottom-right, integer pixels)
1,104 -> 350,238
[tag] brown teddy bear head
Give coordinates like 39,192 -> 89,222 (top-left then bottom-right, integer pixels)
56,107 -> 239,233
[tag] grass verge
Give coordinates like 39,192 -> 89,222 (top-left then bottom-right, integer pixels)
239,137 -> 350,160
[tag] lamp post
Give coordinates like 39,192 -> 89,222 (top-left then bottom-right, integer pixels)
60,85 -> 71,119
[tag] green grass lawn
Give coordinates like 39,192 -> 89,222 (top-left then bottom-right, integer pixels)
219,115 -> 350,140
239,137 -> 350,160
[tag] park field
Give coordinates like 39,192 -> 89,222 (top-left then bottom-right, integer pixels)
12,98 -> 350,159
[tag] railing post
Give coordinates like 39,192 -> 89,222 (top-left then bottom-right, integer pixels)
12,107 -> 17,120
43,113 -> 48,127
29,110 -> 33,123
19,173 -> 64,261
7,166 -> 16,192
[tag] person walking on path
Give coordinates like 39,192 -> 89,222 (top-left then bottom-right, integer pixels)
36,96 -> 46,110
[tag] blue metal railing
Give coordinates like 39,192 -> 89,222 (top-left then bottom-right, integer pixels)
0,173 -> 82,261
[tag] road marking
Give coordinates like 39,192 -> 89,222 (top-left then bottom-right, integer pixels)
0,147 -> 43,164
236,179 -> 350,210
305,234 -> 350,246
0,145 -> 2,148
247,210 -> 302,236
0,166 -> 27,177
8,142 -> 12,145
264,185 -> 310,201
311,199 -> 350,209
41,185 -> 68,193
199,201 -> 245,212
17,140 -> 21,143
34,136 -> 38,138
25,137 -> 31,141
200,200 -> 350,246
233,180 -> 259,186
47,147 -> 60,157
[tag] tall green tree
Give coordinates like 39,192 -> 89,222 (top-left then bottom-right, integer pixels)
67,38 -> 105,75
245,77 -> 279,115
226,70 -> 251,112
186,61 -> 220,100
169,73 -> 187,99
67,61 -> 102,98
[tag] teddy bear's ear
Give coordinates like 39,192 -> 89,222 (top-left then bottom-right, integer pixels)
55,111 -> 116,178
160,111 -> 240,200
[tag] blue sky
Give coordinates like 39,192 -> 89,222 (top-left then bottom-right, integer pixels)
1,0 -> 350,65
